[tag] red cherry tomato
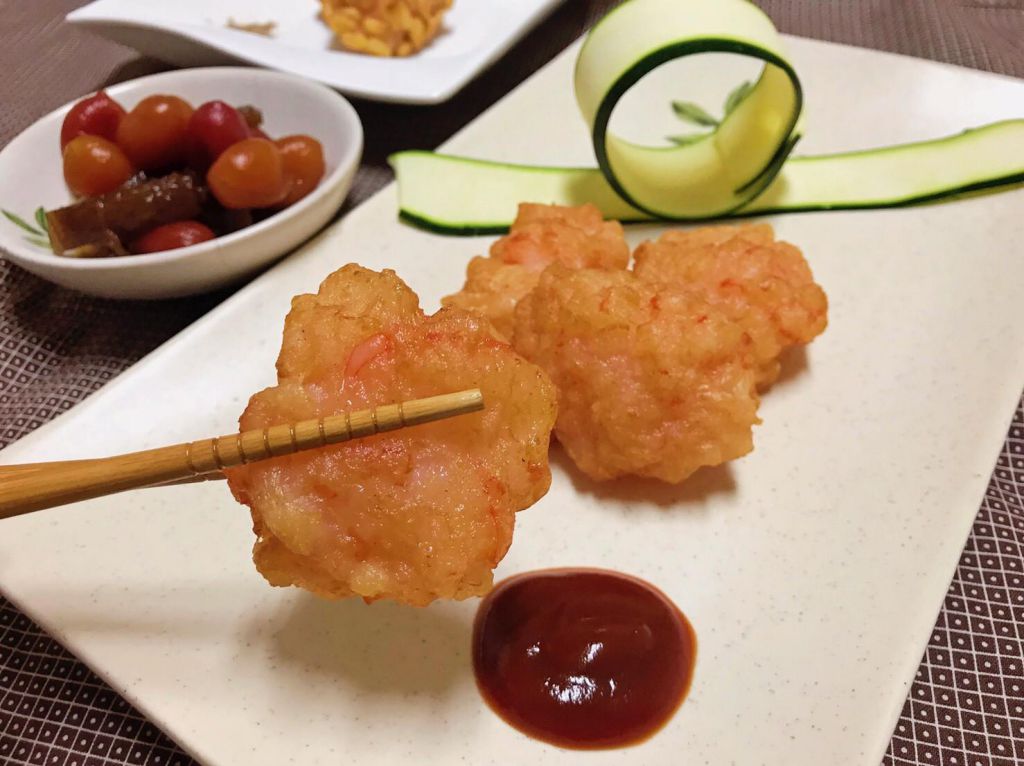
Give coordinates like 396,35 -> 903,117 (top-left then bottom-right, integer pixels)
130,221 -> 216,254
185,100 -> 252,170
276,135 -> 325,207
115,95 -> 194,171
62,135 -> 135,197
60,91 -> 126,149
207,138 -> 289,209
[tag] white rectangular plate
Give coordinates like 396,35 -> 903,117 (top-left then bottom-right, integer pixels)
66,0 -> 565,104
3,35 -> 1024,766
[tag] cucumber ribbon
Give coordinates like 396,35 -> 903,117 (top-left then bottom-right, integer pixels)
391,0 -> 1024,234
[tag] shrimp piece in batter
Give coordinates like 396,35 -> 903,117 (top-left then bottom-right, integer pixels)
443,203 -> 629,340
513,265 -> 760,483
633,224 -> 828,386
226,264 -> 557,606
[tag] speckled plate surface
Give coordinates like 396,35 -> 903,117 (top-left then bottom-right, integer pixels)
1,36 -> 1024,766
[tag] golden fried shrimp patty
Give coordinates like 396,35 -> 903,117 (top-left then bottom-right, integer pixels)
513,265 -> 760,483
440,256 -> 540,342
633,224 -> 828,386
443,203 -> 629,340
490,202 -> 630,271
226,264 -> 557,606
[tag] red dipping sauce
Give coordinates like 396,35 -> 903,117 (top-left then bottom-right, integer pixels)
472,568 -> 696,749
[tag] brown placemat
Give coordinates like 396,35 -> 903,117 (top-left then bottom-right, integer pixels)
1,2 -> 1023,765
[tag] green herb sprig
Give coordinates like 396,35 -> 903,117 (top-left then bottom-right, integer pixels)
2,206 -> 51,250
667,79 -> 754,145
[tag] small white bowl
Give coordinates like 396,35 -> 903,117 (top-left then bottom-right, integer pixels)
0,67 -> 362,299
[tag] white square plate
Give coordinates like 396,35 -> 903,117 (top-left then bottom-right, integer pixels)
2,35 -> 1024,766
66,0 -> 565,104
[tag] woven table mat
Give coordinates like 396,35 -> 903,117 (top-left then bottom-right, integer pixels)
2,2 -> 1023,765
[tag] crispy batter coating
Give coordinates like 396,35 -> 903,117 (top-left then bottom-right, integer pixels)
441,256 -> 539,342
443,208 -> 827,485
490,203 -> 630,270
443,203 -> 629,340
226,265 -> 557,606
513,265 -> 760,483
321,0 -> 452,57
633,224 -> 828,386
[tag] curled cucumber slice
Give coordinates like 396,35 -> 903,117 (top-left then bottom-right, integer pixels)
391,0 -> 1024,235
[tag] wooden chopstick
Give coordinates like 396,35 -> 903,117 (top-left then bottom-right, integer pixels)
0,388 -> 484,519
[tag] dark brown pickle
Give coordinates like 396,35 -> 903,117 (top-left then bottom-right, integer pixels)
472,568 -> 696,749
237,105 -> 264,132
46,171 -> 207,257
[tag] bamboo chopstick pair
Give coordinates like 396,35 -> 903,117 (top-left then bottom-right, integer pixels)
0,388 -> 484,520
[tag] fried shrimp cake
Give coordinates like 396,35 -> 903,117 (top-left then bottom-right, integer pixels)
226,264 -> 557,606
633,224 -> 828,386
513,265 -> 760,483
443,203 -> 629,340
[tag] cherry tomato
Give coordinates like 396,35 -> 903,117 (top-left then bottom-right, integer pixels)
130,221 -> 216,254
276,135 -> 325,207
62,135 -> 135,197
207,138 -> 288,209
60,91 -> 127,149
115,95 -> 194,171
185,101 -> 252,170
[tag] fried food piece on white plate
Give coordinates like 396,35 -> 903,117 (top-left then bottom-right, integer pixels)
226,264 -> 557,606
320,0 -> 452,57
443,203 -> 629,340
633,224 -> 828,387
513,265 -> 761,483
